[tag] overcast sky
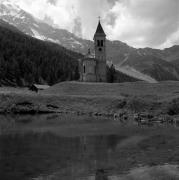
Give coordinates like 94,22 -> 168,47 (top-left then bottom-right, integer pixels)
12,0 -> 179,49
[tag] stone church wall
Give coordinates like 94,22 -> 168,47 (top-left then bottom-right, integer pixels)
96,61 -> 106,82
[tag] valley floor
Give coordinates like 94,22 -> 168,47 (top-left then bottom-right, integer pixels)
0,81 -> 179,121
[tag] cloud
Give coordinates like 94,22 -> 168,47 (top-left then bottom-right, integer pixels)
13,0 -> 78,30
43,15 -> 55,26
72,17 -> 82,38
11,0 -> 179,49
47,0 -> 57,6
105,0 -> 179,48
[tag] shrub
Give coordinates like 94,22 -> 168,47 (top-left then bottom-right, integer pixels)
167,98 -> 179,115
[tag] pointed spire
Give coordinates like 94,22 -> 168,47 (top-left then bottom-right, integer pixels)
94,19 -> 106,38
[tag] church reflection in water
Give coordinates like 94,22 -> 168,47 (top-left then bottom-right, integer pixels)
0,131 -> 125,180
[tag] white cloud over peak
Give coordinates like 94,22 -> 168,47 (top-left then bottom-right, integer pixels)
7,0 -> 179,49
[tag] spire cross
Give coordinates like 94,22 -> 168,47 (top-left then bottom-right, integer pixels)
98,16 -> 101,21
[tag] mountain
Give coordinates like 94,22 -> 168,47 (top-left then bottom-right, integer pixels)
0,19 -> 81,86
137,45 -> 179,62
0,0 -> 92,53
1,0 -> 179,82
172,58 -> 179,67
0,0 -> 134,62
119,52 -> 179,81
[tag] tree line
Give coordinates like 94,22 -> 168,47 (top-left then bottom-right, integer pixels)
0,23 -> 81,86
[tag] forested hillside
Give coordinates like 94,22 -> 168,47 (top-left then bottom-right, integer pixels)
0,20 -> 82,86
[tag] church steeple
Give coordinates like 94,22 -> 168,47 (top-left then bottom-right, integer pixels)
94,20 -> 106,39
93,19 -> 106,62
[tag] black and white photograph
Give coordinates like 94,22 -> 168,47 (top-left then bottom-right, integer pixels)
0,0 -> 179,179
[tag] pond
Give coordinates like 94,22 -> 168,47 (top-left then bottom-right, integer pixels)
0,114 -> 179,180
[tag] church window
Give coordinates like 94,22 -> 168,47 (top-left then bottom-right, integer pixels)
83,66 -> 86,73
99,48 -> 102,51
101,40 -> 103,47
97,40 -> 100,46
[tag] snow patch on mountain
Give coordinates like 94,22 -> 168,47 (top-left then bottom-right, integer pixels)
47,38 -> 61,44
31,28 -> 46,40
69,37 -> 82,45
73,39 -> 83,46
33,23 -> 39,28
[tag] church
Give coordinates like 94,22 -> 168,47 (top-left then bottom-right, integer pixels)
79,20 -> 107,82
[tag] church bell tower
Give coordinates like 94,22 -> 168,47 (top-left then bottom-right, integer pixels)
94,19 -> 106,62
93,19 -> 107,82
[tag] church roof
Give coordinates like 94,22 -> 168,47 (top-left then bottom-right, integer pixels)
94,20 -> 106,37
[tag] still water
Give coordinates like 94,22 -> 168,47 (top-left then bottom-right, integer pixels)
0,114 -> 179,180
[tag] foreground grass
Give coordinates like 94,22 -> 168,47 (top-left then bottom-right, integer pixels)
0,81 -> 179,119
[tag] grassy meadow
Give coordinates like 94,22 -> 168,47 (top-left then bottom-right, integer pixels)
0,81 -> 179,119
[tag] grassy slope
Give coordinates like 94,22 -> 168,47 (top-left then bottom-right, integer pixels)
0,81 -> 179,117
43,81 -> 179,98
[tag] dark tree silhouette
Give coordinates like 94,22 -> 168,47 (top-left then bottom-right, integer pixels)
107,64 -> 116,83
0,22 -> 82,86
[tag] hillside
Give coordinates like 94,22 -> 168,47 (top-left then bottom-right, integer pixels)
0,20 -> 82,86
137,45 -> 179,62
115,66 -> 157,83
43,81 -> 179,98
114,70 -> 141,83
172,58 -> 179,68
0,0 -> 92,54
120,52 -> 179,81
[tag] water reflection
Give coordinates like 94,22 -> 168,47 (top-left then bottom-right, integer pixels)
0,114 -> 178,180
0,130 -> 126,180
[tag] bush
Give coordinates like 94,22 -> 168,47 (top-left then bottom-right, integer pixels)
127,97 -> 150,112
167,99 -> 179,115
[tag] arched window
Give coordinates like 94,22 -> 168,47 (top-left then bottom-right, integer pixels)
97,40 -> 100,46
83,66 -> 86,73
101,40 -> 103,47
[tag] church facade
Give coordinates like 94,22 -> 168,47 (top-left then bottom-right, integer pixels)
79,20 -> 107,82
